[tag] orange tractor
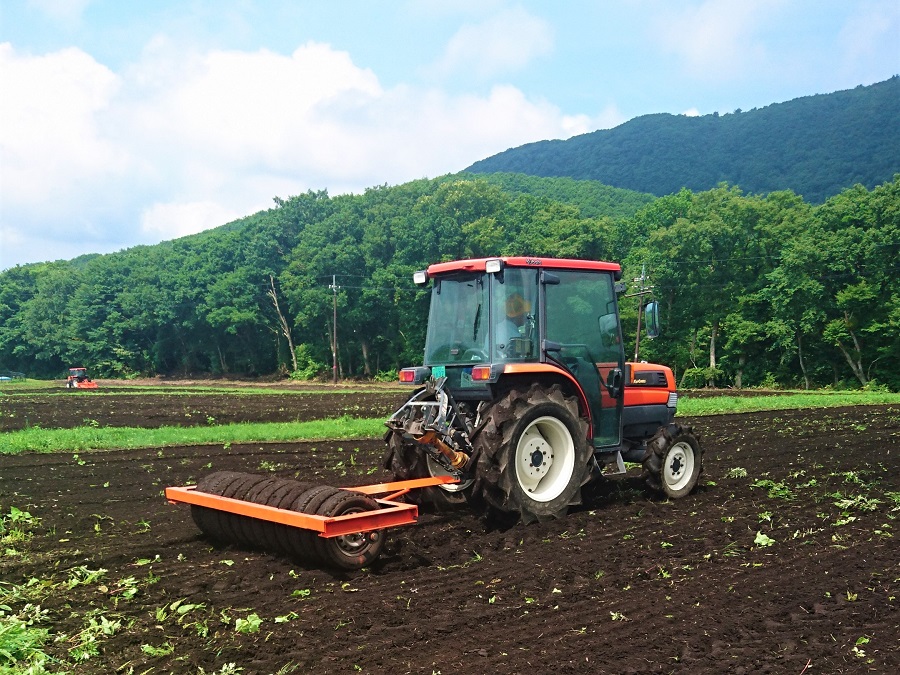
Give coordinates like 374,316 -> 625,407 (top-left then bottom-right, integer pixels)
66,367 -> 98,389
167,257 -> 702,569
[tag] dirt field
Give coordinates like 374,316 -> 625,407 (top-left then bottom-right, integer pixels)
1,385 -> 408,431
1,390 -> 898,674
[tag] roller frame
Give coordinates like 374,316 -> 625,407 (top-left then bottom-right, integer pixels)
165,475 -> 459,538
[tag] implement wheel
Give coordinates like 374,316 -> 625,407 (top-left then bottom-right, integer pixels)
314,490 -> 386,570
642,424 -> 703,499
469,384 -> 591,524
383,430 -> 470,511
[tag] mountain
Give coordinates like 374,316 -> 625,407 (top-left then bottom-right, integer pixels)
467,77 -> 900,203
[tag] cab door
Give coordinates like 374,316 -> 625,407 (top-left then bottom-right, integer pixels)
542,269 -> 624,448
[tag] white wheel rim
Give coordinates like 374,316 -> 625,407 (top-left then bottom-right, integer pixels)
426,455 -> 473,492
514,416 -> 575,502
663,441 -> 695,492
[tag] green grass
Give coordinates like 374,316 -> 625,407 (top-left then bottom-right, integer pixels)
678,390 -> 900,416
0,417 -> 387,454
1,390 -> 897,455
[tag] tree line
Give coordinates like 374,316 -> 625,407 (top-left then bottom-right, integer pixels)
0,173 -> 897,390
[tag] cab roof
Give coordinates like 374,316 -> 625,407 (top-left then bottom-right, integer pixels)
426,257 -> 621,276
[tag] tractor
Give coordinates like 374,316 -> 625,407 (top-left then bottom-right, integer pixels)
66,367 -> 98,389
166,256 -> 702,569
383,256 -> 702,523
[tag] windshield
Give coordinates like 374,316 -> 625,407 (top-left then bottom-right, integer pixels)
423,273 -> 490,365
490,267 -> 538,362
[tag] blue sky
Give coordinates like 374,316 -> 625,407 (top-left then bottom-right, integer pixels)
1,0 -> 898,270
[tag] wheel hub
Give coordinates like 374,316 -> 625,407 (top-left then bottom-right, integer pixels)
518,434 -> 552,487
662,441 -> 695,492
513,414 -> 577,504
336,530 -> 377,554
668,452 -> 684,478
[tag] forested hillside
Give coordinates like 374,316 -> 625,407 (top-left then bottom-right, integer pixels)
467,77 -> 900,204
2,174 -> 897,391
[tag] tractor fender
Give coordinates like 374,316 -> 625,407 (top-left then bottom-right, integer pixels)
495,363 -> 594,439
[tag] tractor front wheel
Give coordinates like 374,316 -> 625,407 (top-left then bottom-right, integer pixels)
469,384 -> 591,524
642,424 -> 703,499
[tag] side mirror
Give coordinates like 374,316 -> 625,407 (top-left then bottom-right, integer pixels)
644,301 -> 660,339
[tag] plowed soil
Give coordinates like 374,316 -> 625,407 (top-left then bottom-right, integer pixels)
1,390 -> 898,674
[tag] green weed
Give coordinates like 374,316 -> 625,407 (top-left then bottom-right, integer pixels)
750,479 -> 794,500
0,604 -> 51,671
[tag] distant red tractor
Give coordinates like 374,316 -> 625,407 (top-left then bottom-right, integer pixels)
66,367 -> 98,389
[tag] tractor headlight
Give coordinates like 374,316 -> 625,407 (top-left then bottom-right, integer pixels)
485,258 -> 502,274
413,270 -> 428,285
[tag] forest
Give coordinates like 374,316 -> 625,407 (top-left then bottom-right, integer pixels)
1,172 -> 897,391
467,77 -> 900,204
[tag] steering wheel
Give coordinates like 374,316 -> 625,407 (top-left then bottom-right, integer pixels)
461,348 -> 490,362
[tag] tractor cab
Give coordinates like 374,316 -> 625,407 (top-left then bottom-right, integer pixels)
409,257 -> 626,448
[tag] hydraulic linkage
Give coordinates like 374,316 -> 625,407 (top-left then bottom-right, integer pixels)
385,377 -> 475,475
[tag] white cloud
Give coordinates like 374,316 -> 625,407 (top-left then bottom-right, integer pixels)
682,107 -> 701,117
27,0 -> 90,23
651,1 -> 777,80
0,43 -> 126,228
140,201 -> 243,239
428,7 -> 554,79
1,38 -> 586,269
837,1 -> 900,82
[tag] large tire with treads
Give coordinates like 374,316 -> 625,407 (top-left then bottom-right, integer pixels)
467,384 -> 592,524
642,423 -> 703,499
191,471 -> 242,541
188,472 -> 385,569
383,430 -> 469,511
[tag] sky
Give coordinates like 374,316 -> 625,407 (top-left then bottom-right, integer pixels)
1,1 -> 898,271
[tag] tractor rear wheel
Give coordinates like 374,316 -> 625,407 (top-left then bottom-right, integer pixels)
469,384 -> 591,524
383,431 -> 470,511
642,424 -> 703,499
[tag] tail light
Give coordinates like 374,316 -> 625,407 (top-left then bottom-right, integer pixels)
399,367 -> 432,384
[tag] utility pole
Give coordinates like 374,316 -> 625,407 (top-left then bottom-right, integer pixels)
624,264 -> 654,362
329,275 -> 340,384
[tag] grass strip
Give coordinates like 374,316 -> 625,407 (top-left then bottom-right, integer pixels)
678,391 -> 900,416
0,417 -> 387,454
1,391 -> 897,455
